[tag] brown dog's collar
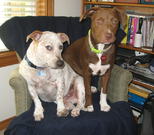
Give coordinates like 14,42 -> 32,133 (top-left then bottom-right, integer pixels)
88,29 -> 112,54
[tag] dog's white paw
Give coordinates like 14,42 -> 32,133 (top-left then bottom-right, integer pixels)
83,105 -> 94,112
34,107 -> 44,121
91,86 -> 97,93
71,107 -> 80,117
57,108 -> 69,117
100,104 -> 111,112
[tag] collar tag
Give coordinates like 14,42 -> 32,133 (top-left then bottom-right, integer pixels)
101,55 -> 107,62
38,70 -> 46,77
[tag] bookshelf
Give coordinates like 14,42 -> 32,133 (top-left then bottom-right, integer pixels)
81,0 -> 154,15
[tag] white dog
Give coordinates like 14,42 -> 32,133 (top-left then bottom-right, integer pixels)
19,30 -> 86,121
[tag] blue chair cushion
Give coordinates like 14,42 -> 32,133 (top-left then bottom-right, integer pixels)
4,92 -> 136,135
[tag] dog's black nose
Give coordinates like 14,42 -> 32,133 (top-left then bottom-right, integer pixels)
56,60 -> 64,68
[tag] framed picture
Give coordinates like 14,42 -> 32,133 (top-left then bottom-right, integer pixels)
141,0 -> 154,4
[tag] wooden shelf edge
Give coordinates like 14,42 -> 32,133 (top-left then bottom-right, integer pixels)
118,44 -> 154,55
84,2 -> 154,8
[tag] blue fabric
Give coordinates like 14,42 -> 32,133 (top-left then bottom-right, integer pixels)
4,92 -> 136,135
0,16 -> 91,59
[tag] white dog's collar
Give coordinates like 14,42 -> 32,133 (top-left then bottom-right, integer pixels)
25,55 -> 43,69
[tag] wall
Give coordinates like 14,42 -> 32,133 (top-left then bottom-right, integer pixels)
54,0 -> 81,17
0,64 -> 18,121
0,0 -> 81,121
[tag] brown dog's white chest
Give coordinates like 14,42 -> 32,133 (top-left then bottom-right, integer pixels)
89,43 -> 110,76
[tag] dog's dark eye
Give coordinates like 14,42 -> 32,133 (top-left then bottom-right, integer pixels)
113,19 -> 118,24
46,45 -> 52,51
59,45 -> 63,50
97,19 -> 103,25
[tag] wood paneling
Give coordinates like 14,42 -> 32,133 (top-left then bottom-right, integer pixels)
0,116 -> 16,130
36,0 -> 48,16
0,51 -> 19,67
36,0 -> 54,16
47,0 -> 54,16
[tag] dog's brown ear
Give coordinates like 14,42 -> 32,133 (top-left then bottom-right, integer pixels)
26,30 -> 43,42
79,6 -> 100,22
113,8 -> 127,30
57,33 -> 70,44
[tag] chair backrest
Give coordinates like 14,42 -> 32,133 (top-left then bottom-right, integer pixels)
0,16 -> 91,60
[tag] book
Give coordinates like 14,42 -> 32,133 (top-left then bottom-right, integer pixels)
121,15 -> 129,44
146,18 -> 151,47
128,92 -> 146,108
133,73 -> 154,86
149,21 -> 154,47
85,5 -> 92,11
127,16 -> 133,44
126,10 -> 154,18
132,109 -> 141,117
130,17 -> 135,45
129,83 -> 151,98
130,105 -> 141,117
132,17 -> 138,45
131,105 -> 141,113
128,99 -> 143,110
142,19 -> 147,46
84,5 -> 112,13
133,77 -> 154,90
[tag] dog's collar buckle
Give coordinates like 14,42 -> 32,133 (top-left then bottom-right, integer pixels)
88,29 -> 112,54
25,55 -> 43,69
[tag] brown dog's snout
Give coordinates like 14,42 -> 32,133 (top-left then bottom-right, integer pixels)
56,60 -> 64,68
105,33 -> 112,41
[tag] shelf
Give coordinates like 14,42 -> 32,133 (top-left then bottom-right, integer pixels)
118,44 -> 154,55
83,2 -> 154,8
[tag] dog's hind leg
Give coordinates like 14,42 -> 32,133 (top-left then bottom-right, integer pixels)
71,76 -> 85,117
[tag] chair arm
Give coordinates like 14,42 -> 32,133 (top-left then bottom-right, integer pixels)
9,66 -> 32,116
98,64 -> 133,103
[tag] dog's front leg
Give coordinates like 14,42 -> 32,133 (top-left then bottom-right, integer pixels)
82,70 -> 94,112
28,84 -> 44,121
100,71 -> 111,112
56,77 -> 69,117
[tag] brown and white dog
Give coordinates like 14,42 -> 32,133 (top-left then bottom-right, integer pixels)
19,31 -> 86,121
63,7 -> 127,112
